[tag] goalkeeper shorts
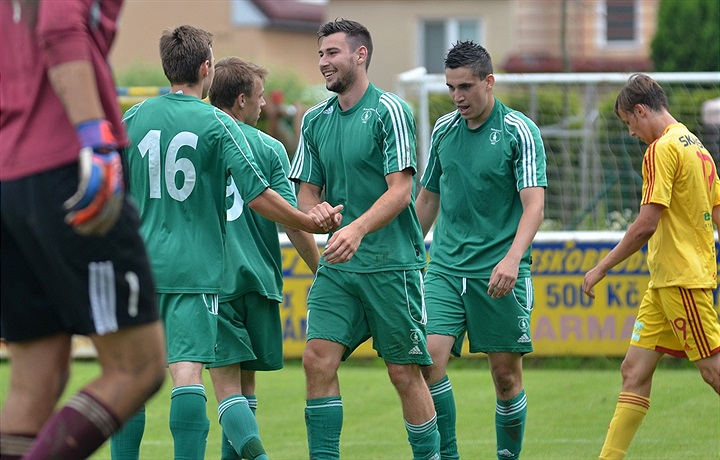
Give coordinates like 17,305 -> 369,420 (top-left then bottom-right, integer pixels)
0,162 -> 159,342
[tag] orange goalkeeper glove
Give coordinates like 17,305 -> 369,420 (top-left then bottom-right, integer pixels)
63,119 -> 125,236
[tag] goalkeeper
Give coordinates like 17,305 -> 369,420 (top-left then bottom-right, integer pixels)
416,40 -> 547,460
0,1 -> 166,459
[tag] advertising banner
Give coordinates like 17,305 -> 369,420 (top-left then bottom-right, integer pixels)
280,232 -> 720,358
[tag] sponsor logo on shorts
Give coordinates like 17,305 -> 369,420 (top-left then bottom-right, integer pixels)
517,333 -> 531,343
498,448 -> 515,458
408,346 -> 423,355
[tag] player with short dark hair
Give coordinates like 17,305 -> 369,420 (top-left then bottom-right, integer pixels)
206,56 -> 322,460
115,25 -> 341,460
416,40 -> 547,460
583,73 -> 720,460
0,1 -> 166,458
289,18 -> 441,459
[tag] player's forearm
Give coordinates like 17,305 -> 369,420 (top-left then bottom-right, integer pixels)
506,204 -> 544,263
285,226 -> 320,273
416,188 -> 440,237
249,188 -> 319,233
713,205 -> 720,243
47,61 -> 105,126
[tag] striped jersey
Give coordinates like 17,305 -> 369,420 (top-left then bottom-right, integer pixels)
221,121 -> 297,302
123,93 -> 269,293
289,83 -> 426,272
421,99 -> 547,277
641,123 -> 719,289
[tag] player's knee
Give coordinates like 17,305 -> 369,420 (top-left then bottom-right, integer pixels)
492,367 -> 522,395
697,363 -> 720,395
386,363 -> 419,392
302,346 -> 339,377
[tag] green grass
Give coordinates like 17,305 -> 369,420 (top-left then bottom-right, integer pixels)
1,358 -> 718,459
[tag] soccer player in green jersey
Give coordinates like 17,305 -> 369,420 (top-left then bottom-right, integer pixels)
289,19 -> 440,459
207,56 -> 322,460
583,74 -> 720,460
416,41 -> 547,460
113,25 -> 341,460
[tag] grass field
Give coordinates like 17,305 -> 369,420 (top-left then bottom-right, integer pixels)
1,357 -> 718,459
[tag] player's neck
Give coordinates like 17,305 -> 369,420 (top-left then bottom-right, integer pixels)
337,78 -> 370,111
170,83 -> 204,99
652,112 -> 678,141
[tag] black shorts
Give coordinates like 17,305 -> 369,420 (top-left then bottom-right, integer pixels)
1,161 -> 159,342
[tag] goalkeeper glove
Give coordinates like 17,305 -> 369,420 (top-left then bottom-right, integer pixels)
63,119 -> 125,236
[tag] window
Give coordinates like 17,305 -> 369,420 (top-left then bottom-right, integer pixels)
601,0 -> 640,46
420,18 -> 482,74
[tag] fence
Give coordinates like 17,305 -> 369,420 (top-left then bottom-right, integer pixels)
396,70 -> 720,231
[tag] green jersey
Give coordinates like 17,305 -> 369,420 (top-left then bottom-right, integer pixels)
123,93 -> 269,293
289,83 -> 426,272
421,98 -> 547,278
221,122 -> 297,302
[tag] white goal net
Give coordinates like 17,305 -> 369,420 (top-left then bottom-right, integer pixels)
397,70 -> 720,231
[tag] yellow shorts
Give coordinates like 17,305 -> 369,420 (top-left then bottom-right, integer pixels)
632,287 -> 720,361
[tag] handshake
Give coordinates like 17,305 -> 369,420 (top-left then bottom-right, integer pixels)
64,119 -> 124,236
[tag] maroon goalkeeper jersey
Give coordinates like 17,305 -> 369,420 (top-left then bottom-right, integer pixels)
0,0 -> 128,180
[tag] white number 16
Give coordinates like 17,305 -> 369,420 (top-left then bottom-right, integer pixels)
137,130 -> 198,201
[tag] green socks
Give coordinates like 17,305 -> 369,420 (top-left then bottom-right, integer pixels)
169,385 -> 210,460
429,375 -> 459,459
218,395 -> 267,460
495,389 -> 527,460
110,405 -> 145,460
305,396 -> 343,459
405,414 -> 441,460
245,394 -> 258,415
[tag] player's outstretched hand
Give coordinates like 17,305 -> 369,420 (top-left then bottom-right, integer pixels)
64,119 -> 124,236
582,266 -> 606,299
309,202 -> 343,233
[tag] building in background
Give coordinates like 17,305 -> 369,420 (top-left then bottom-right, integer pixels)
111,0 -> 326,85
327,0 -> 658,90
111,0 -> 659,94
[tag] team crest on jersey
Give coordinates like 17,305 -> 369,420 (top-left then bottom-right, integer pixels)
361,109 -> 373,123
489,128 -> 502,145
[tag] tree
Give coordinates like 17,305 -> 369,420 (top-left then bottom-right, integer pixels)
651,0 -> 719,71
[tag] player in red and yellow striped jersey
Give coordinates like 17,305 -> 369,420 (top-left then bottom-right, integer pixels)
583,74 -> 720,460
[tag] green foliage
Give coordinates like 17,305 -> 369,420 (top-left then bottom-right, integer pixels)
651,0 -> 720,71
115,60 -> 168,87
1,359 -> 716,459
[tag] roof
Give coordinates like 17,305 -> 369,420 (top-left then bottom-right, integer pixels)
251,0 -> 325,32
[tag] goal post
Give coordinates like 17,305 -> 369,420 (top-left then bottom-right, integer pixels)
396,69 -> 720,231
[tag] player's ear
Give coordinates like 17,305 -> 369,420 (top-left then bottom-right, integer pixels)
486,74 -> 495,90
356,45 -> 367,66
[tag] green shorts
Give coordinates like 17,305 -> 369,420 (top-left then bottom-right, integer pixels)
424,270 -> 534,356
307,266 -> 432,365
208,291 -> 283,371
159,292 -> 218,365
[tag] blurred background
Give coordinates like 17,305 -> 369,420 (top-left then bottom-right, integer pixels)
111,0 -> 720,232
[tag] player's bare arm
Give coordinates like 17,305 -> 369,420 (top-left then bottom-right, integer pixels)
296,182 -> 343,230
713,205 -> 720,243
488,186 -> 545,298
285,226 -> 321,274
582,202 -> 664,298
416,187 -> 440,237
249,187 -> 340,233
323,169 -> 414,265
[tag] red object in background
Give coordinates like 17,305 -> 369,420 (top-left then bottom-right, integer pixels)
271,89 -> 284,105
